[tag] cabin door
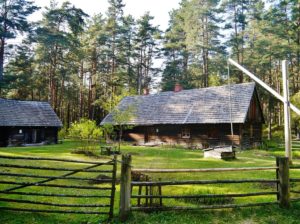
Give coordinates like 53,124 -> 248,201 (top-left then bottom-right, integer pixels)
0,128 -> 8,147
145,127 -> 149,143
145,127 -> 155,143
32,129 -> 37,143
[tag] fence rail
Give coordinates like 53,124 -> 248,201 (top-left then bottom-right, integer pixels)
0,154 -> 117,220
131,191 -> 278,199
0,155 -> 110,165
288,164 -> 300,204
131,201 -> 280,211
119,155 -> 298,222
132,167 -> 278,173
131,179 -> 279,186
0,163 -> 113,172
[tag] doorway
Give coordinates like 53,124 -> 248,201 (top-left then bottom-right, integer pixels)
0,128 -> 8,147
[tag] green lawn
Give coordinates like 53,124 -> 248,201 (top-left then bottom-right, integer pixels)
0,141 -> 300,224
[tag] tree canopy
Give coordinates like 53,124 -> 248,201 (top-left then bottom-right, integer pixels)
1,0 -> 300,137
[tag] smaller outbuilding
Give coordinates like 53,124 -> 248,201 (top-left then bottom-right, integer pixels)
0,98 -> 62,147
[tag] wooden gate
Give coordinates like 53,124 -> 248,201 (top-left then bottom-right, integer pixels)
0,154 -> 117,221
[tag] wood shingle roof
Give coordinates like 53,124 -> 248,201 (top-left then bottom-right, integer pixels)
0,98 -> 62,127
101,82 -> 257,125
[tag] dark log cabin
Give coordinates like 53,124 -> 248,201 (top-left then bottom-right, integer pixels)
0,98 -> 62,147
101,83 -> 264,149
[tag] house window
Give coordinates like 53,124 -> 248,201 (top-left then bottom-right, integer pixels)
182,128 -> 190,139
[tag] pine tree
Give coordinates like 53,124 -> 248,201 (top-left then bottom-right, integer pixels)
0,0 -> 39,81
162,0 -> 224,89
134,12 -> 161,94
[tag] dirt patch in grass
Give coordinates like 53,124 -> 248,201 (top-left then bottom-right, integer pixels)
88,174 -> 117,185
175,189 -> 234,205
71,148 -> 102,158
258,182 -> 277,189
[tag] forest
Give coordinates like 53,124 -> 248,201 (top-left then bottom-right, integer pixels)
1,0 -> 300,137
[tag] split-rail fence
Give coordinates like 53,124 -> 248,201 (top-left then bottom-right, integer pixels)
1,154 -> 300,222
119,155 -> 300,221
0,154 -> 117,221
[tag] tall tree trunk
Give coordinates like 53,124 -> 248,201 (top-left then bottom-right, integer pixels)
79,61 -> 84,118
0,0 -> 7,82
0,38 -> 4,81
268,97 -> 272,140
67,102 -> 70,129
89,47 -> 97,119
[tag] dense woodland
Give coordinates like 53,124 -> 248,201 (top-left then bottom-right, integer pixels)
0,0 -> 300,138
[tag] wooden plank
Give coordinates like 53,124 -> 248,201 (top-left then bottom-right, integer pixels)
277,157 -> 290,208
0,163 -> 112,173
3,163 -> 103,192
158,178 -> 162,206
131,191 -> 278,199
131,201 -> 279,211
0,172 -> 113,182
228,58 -> 300,115
0,207 -> 109,214
131,179 -> 279,186
289,166 -> 300,169
0,191 -> 111,198
289,178 -> 300,182
0,181 -> 112,190
0,198 -> 110,207
282,60 -> 292,162
119,154 -> 132,221
0,155 -> 112,165
109,155 -> 117,219
132,167 -> 277,173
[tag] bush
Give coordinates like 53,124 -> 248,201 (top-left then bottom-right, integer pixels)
69,119 -> 102,140
68,119 -> 103,150
58,127 -> 68,140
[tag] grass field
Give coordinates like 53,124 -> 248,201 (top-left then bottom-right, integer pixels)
0,140 -> 300,224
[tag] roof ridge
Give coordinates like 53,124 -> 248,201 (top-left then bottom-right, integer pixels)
124,82 -> 255,98
0,98 -> 49,104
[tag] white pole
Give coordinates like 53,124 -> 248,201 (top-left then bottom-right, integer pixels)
282,60 -> 292,161
228,58 -> 300,116
228,58 -> 299,162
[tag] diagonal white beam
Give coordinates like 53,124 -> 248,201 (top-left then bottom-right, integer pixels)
228,58 -> 300,116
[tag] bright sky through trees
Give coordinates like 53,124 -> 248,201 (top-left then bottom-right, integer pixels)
30,0 -> 182,30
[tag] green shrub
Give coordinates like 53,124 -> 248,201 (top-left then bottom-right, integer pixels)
58,127 -> 68,140
69,119 -> 102,140
68,119 -> 103,150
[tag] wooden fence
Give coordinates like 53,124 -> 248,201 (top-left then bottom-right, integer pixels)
119,155 -> 299,221
0,155 -> 117,220
290,163 -> 300,203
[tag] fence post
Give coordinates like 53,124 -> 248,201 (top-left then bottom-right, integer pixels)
119,154 -> 132,221
109,155 -> 117,220
276,157 -> 290,208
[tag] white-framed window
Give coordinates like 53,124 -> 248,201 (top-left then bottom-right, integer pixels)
182,128 -> 190,139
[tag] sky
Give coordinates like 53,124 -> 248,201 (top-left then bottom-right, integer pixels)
30,0 -> 182,30
25,0 -> 183,91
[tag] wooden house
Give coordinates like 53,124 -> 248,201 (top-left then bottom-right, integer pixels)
0,98 -> 62,147
101,83 -> 264,149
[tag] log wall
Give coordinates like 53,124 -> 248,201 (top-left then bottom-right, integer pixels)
123,123 -> 262,149
0,127 -> 59,147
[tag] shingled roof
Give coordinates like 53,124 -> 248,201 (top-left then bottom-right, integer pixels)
0,98 -> 62,127
101,82 -> 258,125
